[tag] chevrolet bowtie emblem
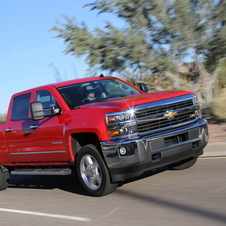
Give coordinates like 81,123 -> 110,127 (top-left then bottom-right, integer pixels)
164,110 -> 177,119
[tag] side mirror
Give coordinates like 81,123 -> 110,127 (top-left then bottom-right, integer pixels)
30,102 -> 44,121
30,102 -> 61,120
139,83 -> 148,93
50,105 -> 61,115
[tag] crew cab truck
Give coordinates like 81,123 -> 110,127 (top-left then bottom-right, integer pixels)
0,76 -> 208,196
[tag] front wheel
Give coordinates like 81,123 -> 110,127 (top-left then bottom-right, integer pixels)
76,144 -> 118,196
167,157 -> 198,170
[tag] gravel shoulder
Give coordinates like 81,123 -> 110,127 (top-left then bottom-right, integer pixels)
207,120 -> 226,143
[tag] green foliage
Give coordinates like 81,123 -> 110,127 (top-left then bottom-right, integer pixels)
51,14 -> 173,74
50,0 -> 226,100
51,0 -> 226,74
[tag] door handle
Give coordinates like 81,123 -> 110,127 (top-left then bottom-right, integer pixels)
5,128 -> 13,132
30,125 -> 38,129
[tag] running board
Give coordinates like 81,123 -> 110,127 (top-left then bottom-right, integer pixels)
10,168 -> 72,175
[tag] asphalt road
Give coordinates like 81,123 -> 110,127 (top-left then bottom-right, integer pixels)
0,149 -> 225,226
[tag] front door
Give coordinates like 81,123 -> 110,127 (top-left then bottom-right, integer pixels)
29,89 -> 69,163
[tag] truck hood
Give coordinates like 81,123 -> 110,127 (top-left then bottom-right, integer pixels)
79,90 -> 194,112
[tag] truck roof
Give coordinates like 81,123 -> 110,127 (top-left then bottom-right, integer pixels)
13,76 -> 115,95
52,76 -> 114,88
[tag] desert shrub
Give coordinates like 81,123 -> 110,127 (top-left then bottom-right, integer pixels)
210,88 -> 226,121
0,113 -> 6,122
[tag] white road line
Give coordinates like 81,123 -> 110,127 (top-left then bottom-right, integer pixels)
0,208 -> 92,222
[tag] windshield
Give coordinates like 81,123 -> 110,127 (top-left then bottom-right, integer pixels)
57,78 -> 141,109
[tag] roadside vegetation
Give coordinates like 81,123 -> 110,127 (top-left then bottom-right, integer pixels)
0,113 -> 6,122
209,88 -> 226,121
50,0 -> 226,121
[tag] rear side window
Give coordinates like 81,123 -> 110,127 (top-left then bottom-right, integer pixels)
11,93 -> 31,120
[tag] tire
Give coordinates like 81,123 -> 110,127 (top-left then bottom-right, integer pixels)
0,165 -> 9,191
76,144 -> 118,196
167,157 -> 198,170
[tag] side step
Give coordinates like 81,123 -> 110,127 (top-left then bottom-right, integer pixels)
10,168 -> 72,176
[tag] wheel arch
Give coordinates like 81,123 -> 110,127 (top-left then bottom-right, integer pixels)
70,132 -> 102,158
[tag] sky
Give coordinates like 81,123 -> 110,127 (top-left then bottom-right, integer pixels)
0,0 -> 121,113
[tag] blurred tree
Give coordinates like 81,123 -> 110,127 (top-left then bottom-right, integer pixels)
213,61 -> 226,94
210,87 -> 226,120
51,0 -> 226,103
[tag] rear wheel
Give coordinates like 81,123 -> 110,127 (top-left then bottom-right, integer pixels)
76,144 -> 118,196
167,157 -> 198,170
0,165 -> 9,191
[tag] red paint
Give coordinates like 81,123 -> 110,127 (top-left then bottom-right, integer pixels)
0,76 -> 194,166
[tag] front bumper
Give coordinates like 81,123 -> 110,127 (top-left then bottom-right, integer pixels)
101,119 -> 208,182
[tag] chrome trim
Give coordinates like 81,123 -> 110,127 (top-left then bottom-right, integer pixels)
100,119 -> 208,182
102,119 -> 206,146
11,168 -> 72,175
137,116 -> 202,136
10,151 -> 66,155
137,104 -> 199,123
5,128 -> 13,132
107,115 -> 201,141
30,125 -> 38,129
134,95 -> 199,136
134,94 -> 197,111
52,142 -> 63,144
106,94 -> 199,141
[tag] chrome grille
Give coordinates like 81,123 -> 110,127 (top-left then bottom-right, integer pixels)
134,96 -> 198,134
135,99 -> 193,118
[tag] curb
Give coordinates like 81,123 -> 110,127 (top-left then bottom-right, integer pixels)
201,143 -> 226,158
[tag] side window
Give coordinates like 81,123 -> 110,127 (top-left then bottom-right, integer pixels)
11,93 -> 31,121
35,90 -> 59,115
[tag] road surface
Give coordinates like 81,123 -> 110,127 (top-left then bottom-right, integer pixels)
0,153 -> 225,226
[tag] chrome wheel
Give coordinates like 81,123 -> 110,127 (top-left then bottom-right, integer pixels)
80,154 -> 102,190
76,144 -> 118,196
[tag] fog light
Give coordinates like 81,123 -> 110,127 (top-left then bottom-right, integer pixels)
119,147 -> 127,156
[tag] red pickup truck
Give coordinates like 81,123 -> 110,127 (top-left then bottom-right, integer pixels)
0,75 -> 208,196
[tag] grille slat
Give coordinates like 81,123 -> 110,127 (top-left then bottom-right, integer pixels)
135,99 -> 196,134
135,99 -> 193,118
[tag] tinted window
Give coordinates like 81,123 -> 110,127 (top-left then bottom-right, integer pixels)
57,79 -> 140,109
11,93 -> 31,120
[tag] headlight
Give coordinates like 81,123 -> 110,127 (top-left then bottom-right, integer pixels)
193,96 -> 199,105
106,109 -> 138,139
107,111 -> 133,123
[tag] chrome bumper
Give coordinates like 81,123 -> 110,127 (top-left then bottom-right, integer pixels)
101,119 -> 208,182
